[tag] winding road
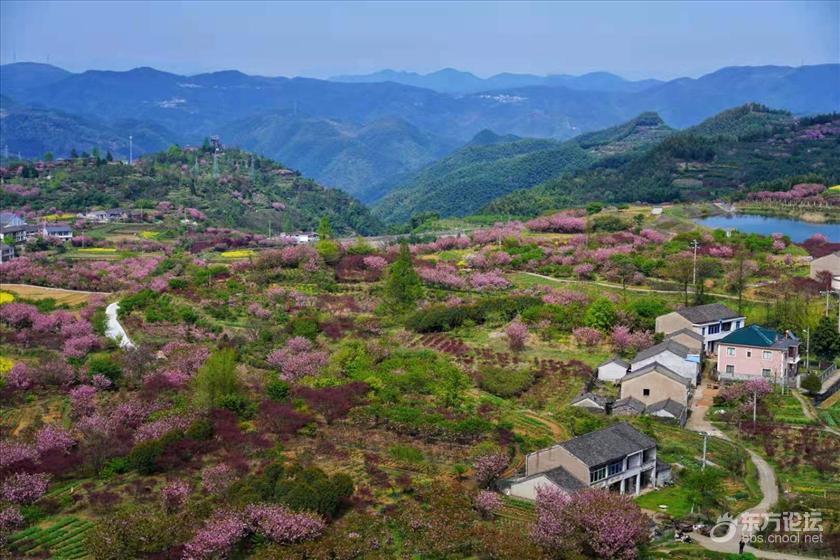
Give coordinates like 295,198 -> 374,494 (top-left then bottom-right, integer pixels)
105,302 -> 134,349
686,384 -> 814,560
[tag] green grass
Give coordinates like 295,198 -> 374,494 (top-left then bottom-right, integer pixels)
7,516 -> 94,559
636,484 -> 694,517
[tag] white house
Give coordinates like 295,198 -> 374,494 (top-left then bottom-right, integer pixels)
629,339 -> 701,386
597,357 -> 630,383
655,303 -> 745,354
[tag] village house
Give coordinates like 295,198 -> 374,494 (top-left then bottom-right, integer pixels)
810,251 -> 840,280
41,222 -> 73,240
716,324 -> 800,383
501,423 -> 658,500
0,211 -> 26,228
596,357 -> 630,382
618,363 -> 691,425
569,392 -> 608,413
0,242 -> 14,262
655,303 -> 746,354
629,339 -> 701,386
664,328 -> 704,354
0,224 -> 39,243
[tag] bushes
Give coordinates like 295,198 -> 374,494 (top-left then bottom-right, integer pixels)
266,379 -> 290,401
257,464 -> 354,519
406,295 -> 541,333
86,353 -> 122,383
193,348 -> 240,409
128,430 -> 184,475
478,367 -> 535,398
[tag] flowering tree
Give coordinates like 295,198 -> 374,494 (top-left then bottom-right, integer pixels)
525,214 -> 586,233
473,453 -> 508,488
505,321 -> 528,352
267,337 -> 328,382
574,263 -> 595,279
201,463 -> 237,495
69,385 -> 97,417
35,425 -> 75,455
245,503 -> 325,543
0,472 -> 51,504
533,486 -> 649,559
161,479 -> 191,512
182,509 -> 249,560
475,490 -> 502,519
573,327 -> 602,348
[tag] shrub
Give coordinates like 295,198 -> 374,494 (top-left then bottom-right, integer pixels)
193,348 -> 241,409
266,379 -> 291,401
186,418 -> 214,440
388,444 -> 425,464
219,393 -> 257,418
478,367 -> 535,398
87,353 -> 123,383
801,373 -> 822,394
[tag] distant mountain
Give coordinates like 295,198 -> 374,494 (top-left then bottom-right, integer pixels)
0,95 -> 176,159
330,68 -> 664,94
484,106 -> 840,216
372,112 -> 673,222
0,145 -> 382,235
1,62 -> 837,202
0,63 -> 72,98
220,111 -> 457,197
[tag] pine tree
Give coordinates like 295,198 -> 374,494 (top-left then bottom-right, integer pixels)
813,315 -> 840,362
384,243 -> 423,309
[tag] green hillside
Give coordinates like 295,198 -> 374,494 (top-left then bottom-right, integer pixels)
372,112 -> 673,222
0,145 -> 382,235
484,108 -> 840,216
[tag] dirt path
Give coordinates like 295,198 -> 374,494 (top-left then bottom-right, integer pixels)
520,272 -> 769,303
105,302 -> 134,348
685,384 -> 813,559
792,390 -> 840,437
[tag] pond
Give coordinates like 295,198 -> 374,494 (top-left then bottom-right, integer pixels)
692,214 -> 839,243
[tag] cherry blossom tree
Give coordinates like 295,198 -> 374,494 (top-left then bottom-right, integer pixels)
0,472 -> 51,504
573,327 -> 603,348
533,486 -> 649,559
473,453 -> 508,488
475,490 -> 502,519
267,337 -> 328,382
505,321 -> 528,352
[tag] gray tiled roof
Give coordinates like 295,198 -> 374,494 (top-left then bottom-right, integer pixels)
570,392 -> 607,408
543,466 -> 587,490
666,328 -> 703,342
676,303 -> 741,324
633,339 -> 692,363
622,362 -> 691,387
647,398 -> 687,418
598,357 -> 629,368
560,422 -> 655,467
612,397 -> 646,414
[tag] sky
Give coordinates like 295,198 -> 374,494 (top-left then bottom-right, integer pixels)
1,0 -> 838,80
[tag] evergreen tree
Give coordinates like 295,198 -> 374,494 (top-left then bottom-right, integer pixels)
813,315 -> 840,362
317,217 -> 333,240
384,243 -> 423,309
193,348 -> 240,409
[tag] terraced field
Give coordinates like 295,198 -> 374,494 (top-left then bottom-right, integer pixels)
7,516 -> 94,559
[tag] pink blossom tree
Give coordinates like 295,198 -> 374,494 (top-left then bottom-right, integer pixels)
505,320 -> 528,352
267,337 -> 328,382
0,472 -> 51,504
473,453 -> 508,488
573,327 -> 603,348
161,479 -> 191,512
475,490 -> 502,519
201,463 -> 237,495
533,486 -> 649,559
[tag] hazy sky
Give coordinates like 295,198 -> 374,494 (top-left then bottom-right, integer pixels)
1,1 -> 838,79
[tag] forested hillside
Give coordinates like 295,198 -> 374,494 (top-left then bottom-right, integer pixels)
0,145 -> 382,234
372,113 -> 673,222
485,109 -> 840,216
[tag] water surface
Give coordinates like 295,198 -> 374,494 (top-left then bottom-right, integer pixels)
693,214 -> 838,243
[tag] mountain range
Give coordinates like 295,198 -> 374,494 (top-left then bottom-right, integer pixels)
1,62 -> 838,201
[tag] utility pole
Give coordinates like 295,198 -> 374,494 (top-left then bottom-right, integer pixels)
753,390 -> 757,427
804,328 -> 810,374
129,135 -> 133,165
691,239 -> 700,288
701,432 -> 708,470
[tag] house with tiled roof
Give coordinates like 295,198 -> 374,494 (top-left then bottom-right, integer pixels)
716,324 -> 800,383
501,423 -> 659,499
629,338 -> 701,386
570,392 -> 607,412
655,303 -> 746,354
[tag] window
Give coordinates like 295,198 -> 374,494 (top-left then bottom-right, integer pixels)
762,368 -> 771,377
590,467 -> 607,483
747,351 -> 752,358
726,365 -> 735,374
727,347 -> 736,356
722,321 -> 732,332
708,324 -> 720,335
643,388 -> 650,396
608,461 -> 624,476
763,351 -> 772,360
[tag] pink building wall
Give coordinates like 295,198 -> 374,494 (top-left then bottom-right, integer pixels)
717,344 -> 786,379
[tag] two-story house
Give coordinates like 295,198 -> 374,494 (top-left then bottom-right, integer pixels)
41,223 -> 73,240
615,363 -> 691,425
655,303 -> 746,354
629,339 -> 701,386
0,212 -> 27,228
716,324 -> 800,383
501,423 -> 658,500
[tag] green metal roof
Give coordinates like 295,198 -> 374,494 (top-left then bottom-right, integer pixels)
719,324 -> 781,348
